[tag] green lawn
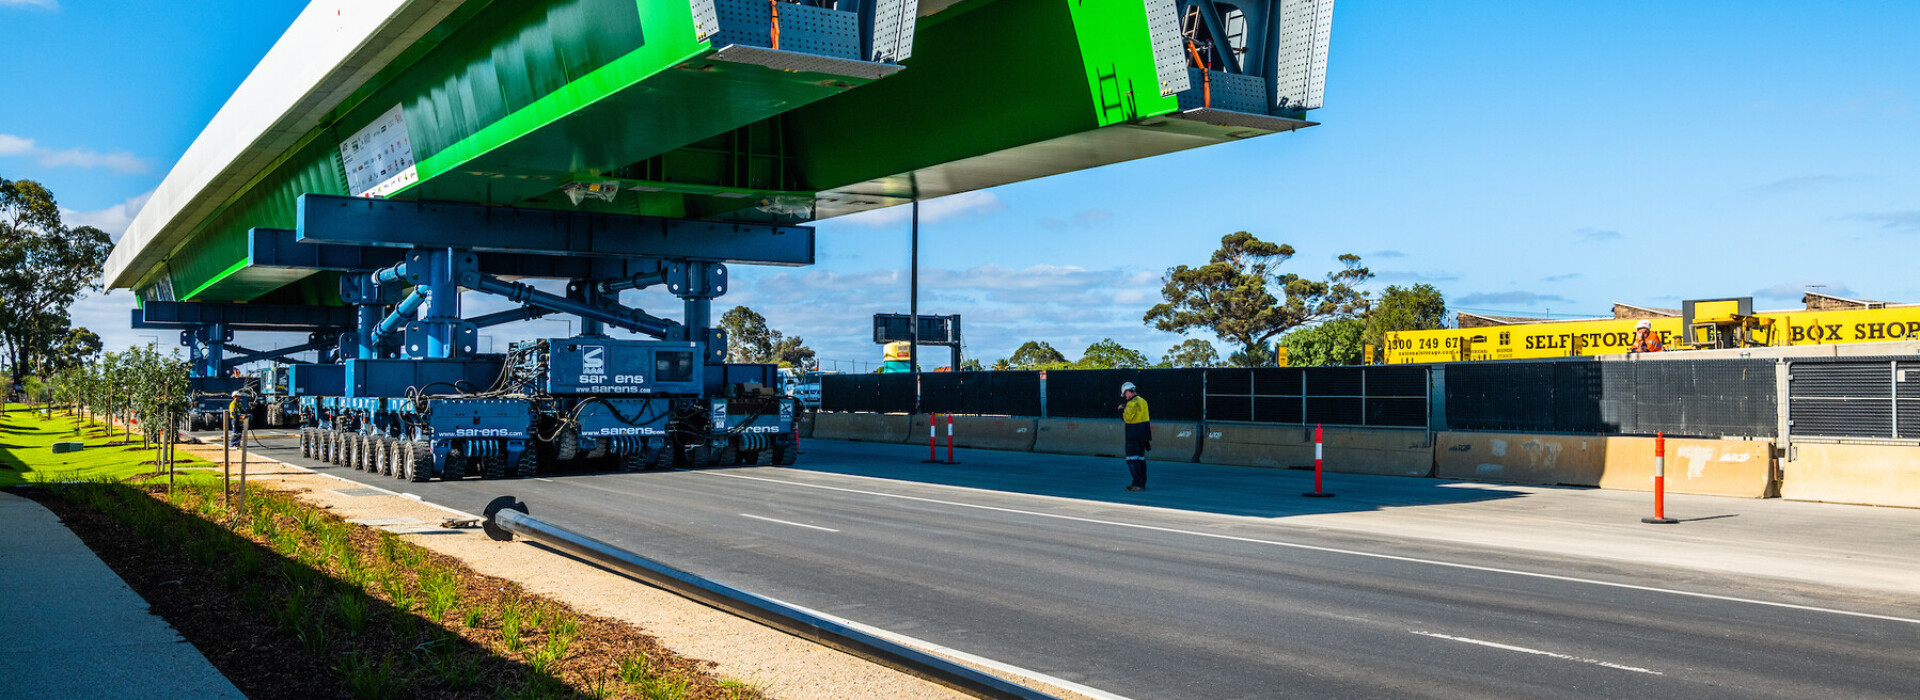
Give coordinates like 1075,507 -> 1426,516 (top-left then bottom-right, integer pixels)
0,407 -> 218,487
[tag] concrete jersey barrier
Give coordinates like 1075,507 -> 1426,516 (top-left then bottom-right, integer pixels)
1781,443 -> 1920,508
1032,419 -> 1127,459
909,414 -> 1039,452
1434,432 -> 1774,497
810,413 -> 912,443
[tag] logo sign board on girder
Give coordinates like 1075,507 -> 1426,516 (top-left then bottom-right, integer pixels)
339,104 -> 418,198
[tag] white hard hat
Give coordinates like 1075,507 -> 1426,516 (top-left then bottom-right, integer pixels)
231,391 -> 242,397
1635,319 -> 1652,330
1121,382 -> 1137,393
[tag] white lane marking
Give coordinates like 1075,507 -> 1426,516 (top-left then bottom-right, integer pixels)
740,513 -> 839,532
1409,630 -> 1663,675
703,471 -> 1920,626
534,478 -> 554,482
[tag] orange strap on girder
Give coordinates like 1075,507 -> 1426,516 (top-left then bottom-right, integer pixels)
1185,39 -> 1211,108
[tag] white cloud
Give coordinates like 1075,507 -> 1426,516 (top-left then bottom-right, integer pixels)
1575,227 -> 1623,242
834,190 -> 1007,228
1457,290 -> 1571,306
62,189 -> 154,239
1846,210 -> 1920,233
0,133 -> 153,174
0,0 -> 60,10
1753,281 -> 1857,302
0,134 -> 33,155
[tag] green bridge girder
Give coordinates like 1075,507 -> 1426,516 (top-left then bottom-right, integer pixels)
107,0 -> 1332,305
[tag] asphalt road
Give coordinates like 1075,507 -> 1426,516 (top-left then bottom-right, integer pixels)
227,432 -> 1920,699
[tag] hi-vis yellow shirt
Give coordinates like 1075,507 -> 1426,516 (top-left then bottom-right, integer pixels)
1123,396 -> 1150,424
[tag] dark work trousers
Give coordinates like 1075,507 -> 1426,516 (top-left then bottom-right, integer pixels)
1124,422 -> 1151,488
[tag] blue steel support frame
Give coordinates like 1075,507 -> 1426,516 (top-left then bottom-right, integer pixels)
132,302 -> 353,379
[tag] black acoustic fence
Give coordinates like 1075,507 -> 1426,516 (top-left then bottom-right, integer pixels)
1202,366 -> 1429,427
1445,359 -> 1776,437
821,366 -> 1428,427
1786,357 -> 1918,439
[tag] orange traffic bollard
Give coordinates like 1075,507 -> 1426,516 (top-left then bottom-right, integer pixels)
1642,431 -> 1678,524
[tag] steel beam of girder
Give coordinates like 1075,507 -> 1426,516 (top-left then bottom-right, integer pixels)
464,306 -> 557,330
296,194 -> 815,267
133,301 -> 356,331
251,227 -> 663,280
224,342 -> 328,366
468,273 -> 679,339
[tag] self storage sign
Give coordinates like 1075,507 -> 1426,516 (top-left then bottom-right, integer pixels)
1386,306 -> 1920,364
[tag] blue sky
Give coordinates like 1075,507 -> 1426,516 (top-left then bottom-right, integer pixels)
4,1 -> 1917,369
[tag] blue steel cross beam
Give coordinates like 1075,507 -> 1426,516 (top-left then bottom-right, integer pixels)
132,301 -> 355,378
292,195 -> 808,361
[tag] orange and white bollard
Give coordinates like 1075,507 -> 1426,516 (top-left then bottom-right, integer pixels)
943,412 -> 959,465
1642,431 -> 1678,524
1303,423 -> 1335,498
923,414 -> 940,463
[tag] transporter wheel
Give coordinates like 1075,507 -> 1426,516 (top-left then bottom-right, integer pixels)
406,442 -> 431,482
323,431 -> 337,464
299,428 -> 311,458
518,449 -> 540,479
755,446 -> 775,466
384,438 -> 401,477
482,453 -> 506,480
411,442 -> 433,481
711,442 -> 738,467
370,438 -> 386,476
619,451 -> 645,473
774,433 -> 798,466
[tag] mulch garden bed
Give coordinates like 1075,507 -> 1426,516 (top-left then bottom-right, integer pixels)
13,481 -> 763,700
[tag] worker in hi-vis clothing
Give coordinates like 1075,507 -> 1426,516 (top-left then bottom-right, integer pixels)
1119,382 -> 1152,491
227,391 -> 247,447
1630,319 -> 1664,353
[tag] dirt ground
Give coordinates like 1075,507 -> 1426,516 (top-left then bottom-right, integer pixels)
172,440 -> 1094,700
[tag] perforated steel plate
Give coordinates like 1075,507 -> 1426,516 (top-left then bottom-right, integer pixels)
872,0 -> 920,63
690,0 -> 721,41
1277,0 -> 1334,110
1146,0 -> 1190,96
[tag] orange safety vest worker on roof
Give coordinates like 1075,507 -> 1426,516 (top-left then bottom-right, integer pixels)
1630,319 -> 1664,353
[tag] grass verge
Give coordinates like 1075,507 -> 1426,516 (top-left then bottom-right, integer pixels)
5,408 -> 765,699
0,407 -> 206,487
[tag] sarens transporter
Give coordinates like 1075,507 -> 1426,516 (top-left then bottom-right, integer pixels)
105,0 -> 1336,481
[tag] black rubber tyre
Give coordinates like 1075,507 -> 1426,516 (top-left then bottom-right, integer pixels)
412,442 -> 434,481
774,433 -> 798,466
518,449 -> 539,479
482,453 -> 506,480
299,428 -> 311,458
620,451 -> 645,473
406,441 -> 431,482
711,443 -> 737,467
